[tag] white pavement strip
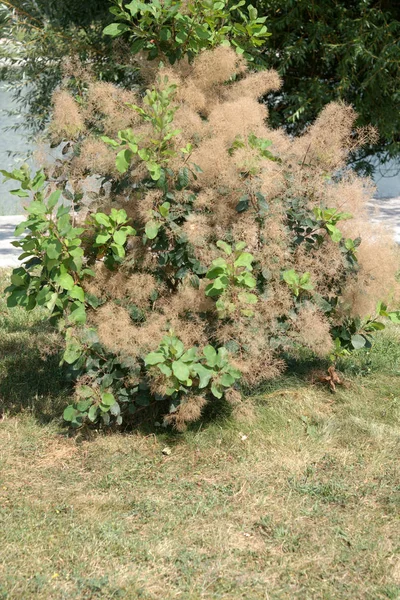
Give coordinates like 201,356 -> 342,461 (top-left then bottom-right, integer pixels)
367,197 -> 400,243
0,215 -> 24,268
0,199 -> 399,268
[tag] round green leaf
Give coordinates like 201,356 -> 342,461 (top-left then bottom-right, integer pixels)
56,272 -> 75,291
145,221 -> 160,240
113,230 -> 128,246
145,352 -> 165,366
172,360 -> 190,382
101,392 -> 116,407
63,405 -> 78,422
94,213 -> 111,227
351,334 -> 367,350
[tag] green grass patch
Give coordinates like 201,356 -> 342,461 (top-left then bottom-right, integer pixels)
0,269 -> 400,599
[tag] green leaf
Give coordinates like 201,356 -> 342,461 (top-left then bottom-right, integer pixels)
63,405 -> 78,422
235,241 -> 247,252
220,373 -> 235,387
10,271 -> 26,286
113,230 -> 128,246
193,364 -> 213,388
206,266 -> 226,280
181,347 -> 198,362
145,221 -> 160,240
95,232 -> 111,244
203,345 -> 218,367
216,240 -> 232,255
172,360 -> 190,382
46,292 -> 58,313
211,383 -> 223,399
236,198 -> 249,212
27,200 -> 47,215
388,311 -> 400,324
76,399 -> 92,412
282,269 -> 298,286
160,27 -> 171,41
177,167 -> 189,189
101,392 -> 116,407
47,190 -> 61,210
130,38 -> 146,54
46,241 -> 62,260
94,213 -> 111,227
69,285 -> 85,302
11,188 -> 30,198
326,223 -> 342,242
145,352 -> 165,365
238,271 -> 257,288
114,209 -> 128,224
68,302 -> 86,324
158,363 -> 172,377
103,22 -> 131,37
63,342 -> 82,365
31,170 -> 46,191
56,272 -> 74,291
14,221 -> 28,236
88,405 -> 99,422
116,149 -> 133,173
101,135 -> 120,148
125,0 -> 139,16
148,162 -> 162,181
234,252 -> 254,269
77,385 -> 93,399
110,243 -> 125,258
351,334 -> 366,350
159,202 -> 170,218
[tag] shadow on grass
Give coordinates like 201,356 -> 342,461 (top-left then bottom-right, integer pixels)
0,322 -> 72,423
2,311 -> 397,437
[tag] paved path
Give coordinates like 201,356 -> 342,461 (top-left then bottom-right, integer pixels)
367,196 -> 400,243
0,215 -> 24,268
0,198 -> 399,268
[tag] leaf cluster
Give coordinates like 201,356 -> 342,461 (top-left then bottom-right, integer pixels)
205,241 -> 258,317
104,0 -> 270,63
145,333 -> 241,400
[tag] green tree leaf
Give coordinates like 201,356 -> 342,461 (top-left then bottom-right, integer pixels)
203,345 -> 218,367
56,272 -> 75,291
63,405 -> 78,422
116,149 -> 133,173
103,22 -> 131,37
193,364 -> 213,388
351,334 -> 367,350
145,221 -> 160,240
145,352 -> 166,365
172,360 -> 190,382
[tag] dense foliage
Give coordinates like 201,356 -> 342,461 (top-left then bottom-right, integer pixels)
260,0 -> 400,171
0,0 -> 131,136
103,0 -> 270,63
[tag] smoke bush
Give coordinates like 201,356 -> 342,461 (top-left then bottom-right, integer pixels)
3,42 -> 400,430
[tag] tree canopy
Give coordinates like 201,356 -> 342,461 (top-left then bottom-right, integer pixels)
260,0 -> 400,171
0,0 -> 131,135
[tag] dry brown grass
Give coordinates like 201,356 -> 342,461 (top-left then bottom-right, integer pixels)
1,324 -> 400,599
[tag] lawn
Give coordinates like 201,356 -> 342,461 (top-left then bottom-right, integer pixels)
1,269 -> 400,599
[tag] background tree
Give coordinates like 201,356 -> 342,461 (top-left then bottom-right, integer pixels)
259,0 -> 400,172
0,0 -> 135,136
